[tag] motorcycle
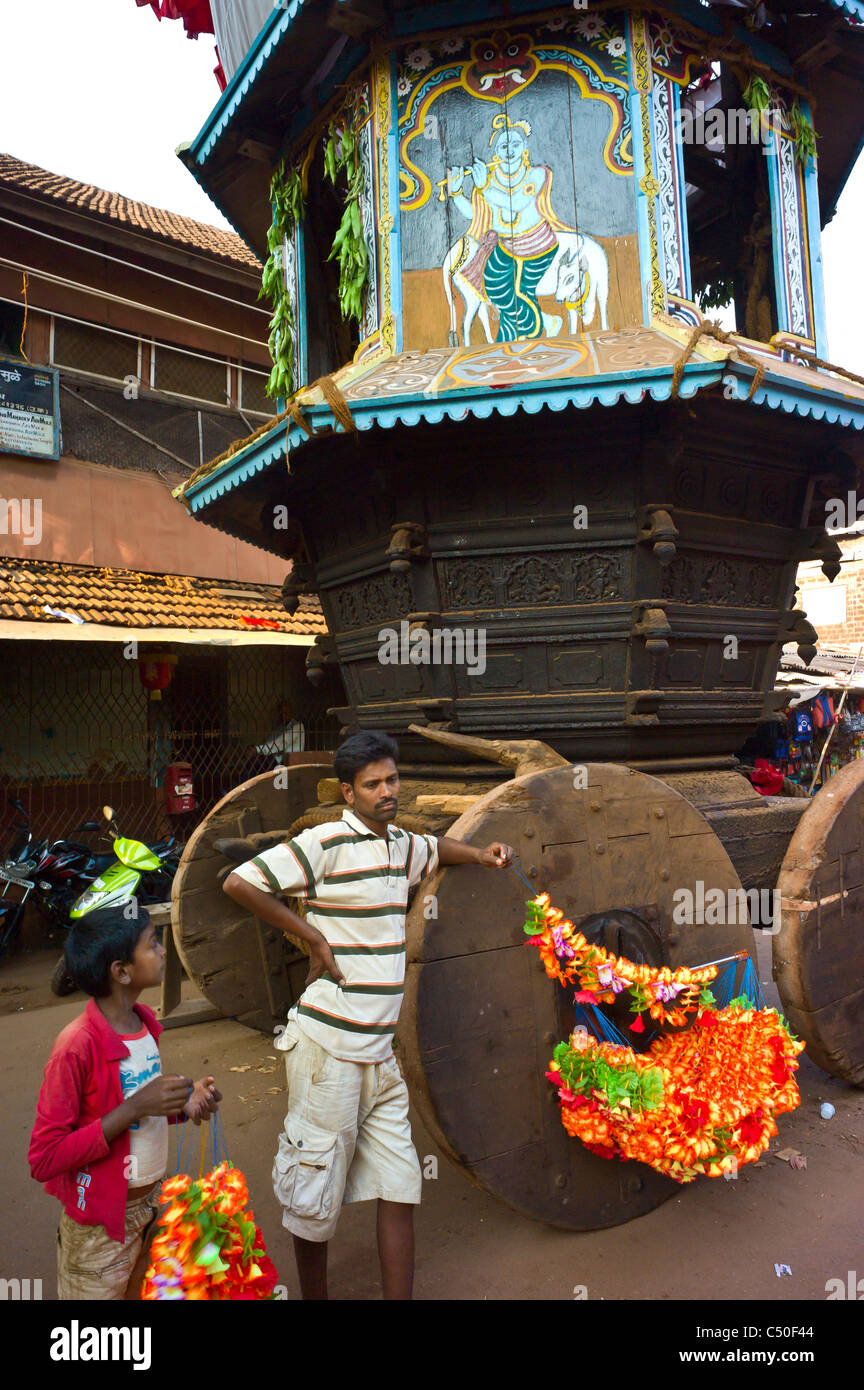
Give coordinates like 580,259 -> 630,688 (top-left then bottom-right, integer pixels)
51,806 -> 181,996
0,799 -> 102,959
0,797 -> 45,958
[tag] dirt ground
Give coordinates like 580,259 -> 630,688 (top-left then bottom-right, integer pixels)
3,935 -> 862,1303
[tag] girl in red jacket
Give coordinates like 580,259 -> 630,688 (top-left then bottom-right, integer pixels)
28,903 -> 220,1299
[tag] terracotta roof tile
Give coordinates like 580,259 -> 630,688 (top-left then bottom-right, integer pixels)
0,154 -> 261,272
0,559 -> 324,637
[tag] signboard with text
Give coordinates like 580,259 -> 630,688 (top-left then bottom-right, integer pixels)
0,358 -> 60,459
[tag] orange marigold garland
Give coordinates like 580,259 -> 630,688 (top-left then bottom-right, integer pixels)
524,892 -> 718,1027
526,895 -> 805,1181
141,1163 -> 278,1300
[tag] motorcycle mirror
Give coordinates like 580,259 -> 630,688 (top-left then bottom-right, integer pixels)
77,822 -> 101,832
102,806 -> 116,823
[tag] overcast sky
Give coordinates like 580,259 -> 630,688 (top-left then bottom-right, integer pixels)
1,0 -> 861,371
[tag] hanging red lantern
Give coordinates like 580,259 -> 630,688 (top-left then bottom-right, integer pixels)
138,655 -> 177,701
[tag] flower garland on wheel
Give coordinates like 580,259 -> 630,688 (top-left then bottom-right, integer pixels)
524,892 -> 716,1030
525,894 -> 805,1182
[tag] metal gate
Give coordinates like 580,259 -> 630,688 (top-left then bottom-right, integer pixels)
0,640 -> 339,847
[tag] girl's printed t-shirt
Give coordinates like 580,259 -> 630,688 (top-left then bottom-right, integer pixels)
118,1027 -> 168,1187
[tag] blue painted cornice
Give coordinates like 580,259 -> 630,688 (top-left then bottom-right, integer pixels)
188,2 -> 306,168
182,355 -> 864,517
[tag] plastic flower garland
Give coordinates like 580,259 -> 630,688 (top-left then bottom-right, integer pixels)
141,1163 -> 278,1300
525,896 -> 805,1181
524,892 -> 718,1029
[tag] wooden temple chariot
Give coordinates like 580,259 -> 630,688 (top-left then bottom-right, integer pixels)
171,0 -> 864,1227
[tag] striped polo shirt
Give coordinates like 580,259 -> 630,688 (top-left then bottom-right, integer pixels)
231,808 -> 438,1063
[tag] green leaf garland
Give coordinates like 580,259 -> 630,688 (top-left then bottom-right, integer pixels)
552,1041 -> 664,1113
324,119 -> 369,329
788,100 -> 817,167
260,159 -> 305,402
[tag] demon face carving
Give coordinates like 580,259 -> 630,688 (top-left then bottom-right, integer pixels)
465,32 -> 539,99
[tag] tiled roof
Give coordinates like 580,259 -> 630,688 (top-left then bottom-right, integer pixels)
0,154 -> 260,271
0,558 -> 323,635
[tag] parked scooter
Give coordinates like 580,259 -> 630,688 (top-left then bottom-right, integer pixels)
51,806 -> 181,996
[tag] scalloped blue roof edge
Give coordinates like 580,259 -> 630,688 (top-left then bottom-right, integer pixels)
183,358 -> 864,515
189,2 -> 306,167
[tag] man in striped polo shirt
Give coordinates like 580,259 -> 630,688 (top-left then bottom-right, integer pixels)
223,730 -> 512,1300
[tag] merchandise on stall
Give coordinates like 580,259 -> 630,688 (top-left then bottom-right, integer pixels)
780,684 -> 864,792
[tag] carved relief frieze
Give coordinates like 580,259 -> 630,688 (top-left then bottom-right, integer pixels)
661,551 -> 777,607
438,550 -> 625,609
328,570 -> 414,629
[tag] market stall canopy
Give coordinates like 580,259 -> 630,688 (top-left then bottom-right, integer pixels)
775,639 -> 864,698
779,639 -> 864,678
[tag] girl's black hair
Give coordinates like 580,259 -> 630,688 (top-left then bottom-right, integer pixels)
333,731 -> 399,787
64,902 -> 151,998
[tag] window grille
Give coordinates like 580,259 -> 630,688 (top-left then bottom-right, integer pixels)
240,364 -> 272,415
52,318 -> 139,383
153,343 -> 229,406
0,642 -> 340,847
0,303 -> 25,358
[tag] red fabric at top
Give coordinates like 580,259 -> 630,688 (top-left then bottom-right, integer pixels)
162,0 -> 214,37
135,0 -> 214,38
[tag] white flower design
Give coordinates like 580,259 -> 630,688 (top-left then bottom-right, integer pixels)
406,46 -> 432,72
397,75 -> 412,96
575,14 -> 604,38
606,36 -> 626,58
546,16 -> 567,29
440,37 -> 464,54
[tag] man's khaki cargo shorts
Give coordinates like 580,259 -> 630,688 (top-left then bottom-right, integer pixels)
272,1015 -> 422,1242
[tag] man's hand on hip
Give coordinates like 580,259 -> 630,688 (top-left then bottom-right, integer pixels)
306,936 -> 347,989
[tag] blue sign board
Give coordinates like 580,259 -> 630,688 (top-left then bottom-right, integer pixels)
0,358 -> 60,460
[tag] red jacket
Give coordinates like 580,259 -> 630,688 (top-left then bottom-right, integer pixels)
28,999 -> 182,1244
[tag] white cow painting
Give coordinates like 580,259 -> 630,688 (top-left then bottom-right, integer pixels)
442,229 -> 610,347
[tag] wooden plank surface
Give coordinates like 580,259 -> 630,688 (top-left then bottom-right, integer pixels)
776,759 -> 864,1085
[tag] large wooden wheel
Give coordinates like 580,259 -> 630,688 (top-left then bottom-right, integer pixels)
399,763 -> 754,1230
172,767 -> 332,1032
775,759 -> 864,1086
